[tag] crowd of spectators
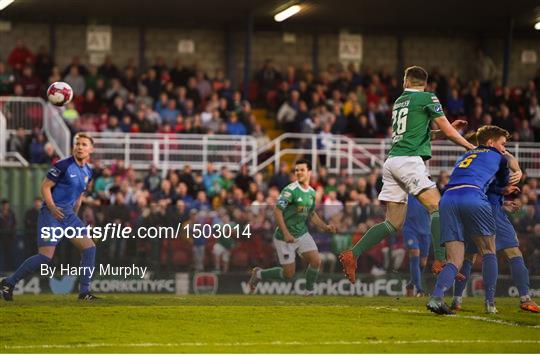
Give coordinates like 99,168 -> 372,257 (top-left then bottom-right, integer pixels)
2,40 -> 264,147
2,42 -> 540,167
1,42 -> 540,279
262,54 -> 540,142
1,162 -> 539,276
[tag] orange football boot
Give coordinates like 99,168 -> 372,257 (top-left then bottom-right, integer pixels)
455,272 -> 466,281
450,299 -> 462,312
339,250 -> 357,283
520,300 -> 540,313
432,260 -> 465,280
431,260 -> 445,274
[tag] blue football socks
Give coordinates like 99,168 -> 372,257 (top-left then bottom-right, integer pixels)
6,254 -> 51,286
432,263 -> 458,298
409,255 -> 423,292
79,246 -> 96,294
509,256 -> 529,299
482,253 -> 498,304
453,258 -> 473,297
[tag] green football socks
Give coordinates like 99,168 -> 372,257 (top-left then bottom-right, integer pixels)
305,265 -> 319,291
351,220 -> 397,258
260,267 -> 284,280
430,211 -> 446,261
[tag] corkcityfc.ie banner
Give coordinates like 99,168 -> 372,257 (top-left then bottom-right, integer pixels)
3,273 -> 539,298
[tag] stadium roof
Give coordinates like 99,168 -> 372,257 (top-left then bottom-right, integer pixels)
1,0 -> 539,36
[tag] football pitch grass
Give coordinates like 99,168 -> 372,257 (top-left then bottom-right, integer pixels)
1,295 -> 539,353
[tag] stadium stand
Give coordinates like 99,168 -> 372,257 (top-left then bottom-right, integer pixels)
0,39 -> 539,277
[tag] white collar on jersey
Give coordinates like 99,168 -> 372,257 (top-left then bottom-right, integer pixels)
404,88 -> 421,92
294,181 -> 311,192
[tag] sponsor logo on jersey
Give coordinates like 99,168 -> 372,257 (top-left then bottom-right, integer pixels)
278,198 -> 288,208
434,104 -> 442,112
48,167 -> 61,177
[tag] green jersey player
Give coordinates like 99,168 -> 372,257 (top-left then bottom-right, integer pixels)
339,66 -> 475,283
248,159 -> 337,296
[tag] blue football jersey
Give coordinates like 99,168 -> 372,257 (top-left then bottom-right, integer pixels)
45,156 -> 93,213
447,146 -> 509,192
486,180 -> 505,206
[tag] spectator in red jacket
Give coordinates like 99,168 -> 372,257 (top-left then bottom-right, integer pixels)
8,40 -> 34,74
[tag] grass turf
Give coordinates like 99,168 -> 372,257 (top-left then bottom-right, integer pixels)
1,295 -> 539,353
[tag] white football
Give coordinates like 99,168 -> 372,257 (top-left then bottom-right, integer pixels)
47,81 -> 73,106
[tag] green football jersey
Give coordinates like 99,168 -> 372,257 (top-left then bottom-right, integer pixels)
274,182 -> 316,240
388,89 -> 444,159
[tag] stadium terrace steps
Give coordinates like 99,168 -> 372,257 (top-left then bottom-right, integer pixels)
252,108 -> 296,167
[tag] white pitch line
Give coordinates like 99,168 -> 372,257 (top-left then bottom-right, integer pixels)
364,306 -> 540,329
4,339 -> 540,350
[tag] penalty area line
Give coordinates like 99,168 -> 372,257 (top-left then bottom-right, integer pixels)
365,306 -> 540,329
4,339 -> 540,350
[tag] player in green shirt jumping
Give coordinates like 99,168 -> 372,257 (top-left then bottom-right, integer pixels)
248,159 -> 337,296
339,66 -> 475,283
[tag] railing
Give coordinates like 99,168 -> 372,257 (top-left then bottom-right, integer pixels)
92,132 -> 382,175
249,132 -> 383,175
91,132 -> 257,173
43,104 -> 71,158
0,97 -> 70,158
353,138 -> 540,177
0,111 -> 29,167
0,110 -> 5,162
1,95 -> 539,177
0,96 -> 43,131
61,132 -> 540,177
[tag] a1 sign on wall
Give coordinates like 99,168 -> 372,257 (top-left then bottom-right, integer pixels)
178,39 -> 195,54
521,50 -> 537,64
339,33 -> 363,61
87,25 -> 112,52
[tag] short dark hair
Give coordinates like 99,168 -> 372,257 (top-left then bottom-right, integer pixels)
404,66 -> 428,85
295,158 -> 311,171
476,125 -> 510,146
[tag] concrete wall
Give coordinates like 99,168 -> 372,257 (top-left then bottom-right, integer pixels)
0,21 -> 538,87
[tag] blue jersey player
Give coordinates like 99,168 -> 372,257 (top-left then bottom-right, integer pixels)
1,133 -> 98,301
450,139 -> 539,313
403,194 -> 431,296
427,125 -> 517,315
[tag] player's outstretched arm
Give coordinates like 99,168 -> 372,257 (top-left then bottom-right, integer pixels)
274,206 -> 294,243
310,211 -> 337,233
431,119 -> 468,140
41,178 -> 64,220
433,116 -> 475,150
504,152 -> 522,185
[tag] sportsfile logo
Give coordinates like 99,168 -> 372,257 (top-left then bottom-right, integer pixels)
40,222 -> 251,243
